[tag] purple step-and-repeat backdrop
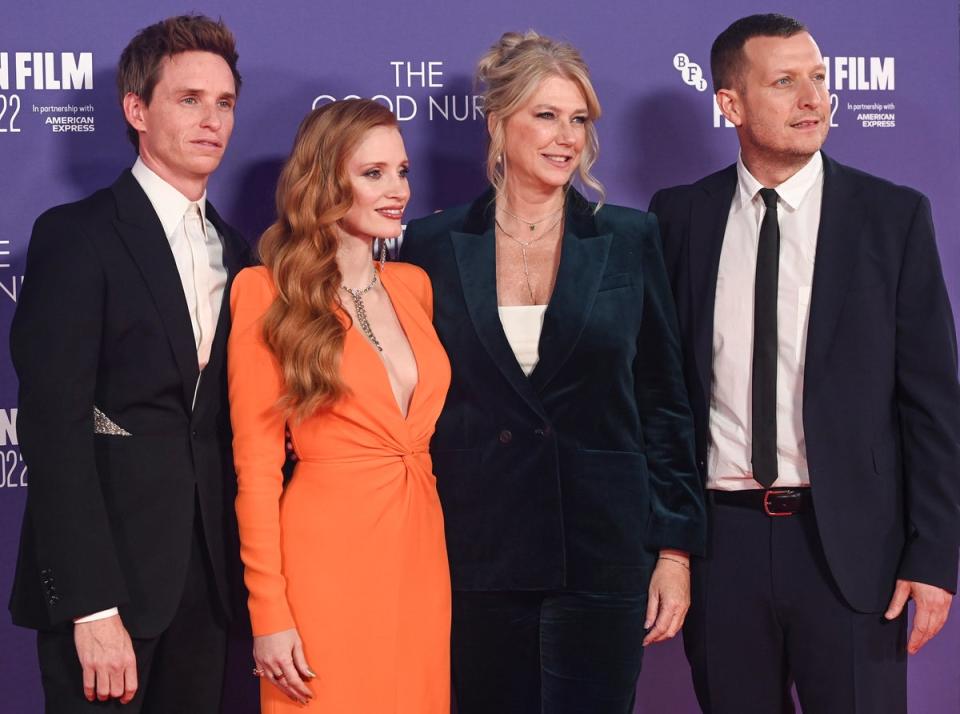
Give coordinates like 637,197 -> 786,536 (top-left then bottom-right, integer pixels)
1,1 -> 958,711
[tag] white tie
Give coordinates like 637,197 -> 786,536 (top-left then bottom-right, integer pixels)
183,203 -> 215,369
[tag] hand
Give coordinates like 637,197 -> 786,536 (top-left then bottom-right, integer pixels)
73,614 -> 137,703
643,549 -> 691,646
884,579 -> 953,654
253,628 -> 316,704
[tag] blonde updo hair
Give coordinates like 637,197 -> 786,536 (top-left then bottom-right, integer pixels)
476,30 -> 604,205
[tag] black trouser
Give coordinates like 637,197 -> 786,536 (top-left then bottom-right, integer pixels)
37,511 -> 228,714
684,494 -> 907,714
451,589 -> 647,714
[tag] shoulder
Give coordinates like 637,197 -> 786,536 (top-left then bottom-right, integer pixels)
404,201 -> 474,241
32,187 -> 115,239
827,157 -> 927,212
385,261 -> 432,305
649,164 -> 736,215
231,266 -> 276,309
592,202 -> 657,235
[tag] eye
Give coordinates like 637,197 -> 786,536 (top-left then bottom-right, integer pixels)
571,115 -> 588,125
536,111 -> 556,120
775,77 -> 792,86
399,167 -> 410,178
217,99 -> 234,110
812,73 -> 826,83
364,168 -> 382,179
182,96 -> 199,105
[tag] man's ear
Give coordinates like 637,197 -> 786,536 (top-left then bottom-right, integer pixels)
716,89 -> 743,127
122,92 -> 148,133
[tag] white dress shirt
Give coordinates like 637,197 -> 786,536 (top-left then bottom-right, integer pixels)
131,158 -> 227,371
74,160 -> 228,625
707,151 -> 824,491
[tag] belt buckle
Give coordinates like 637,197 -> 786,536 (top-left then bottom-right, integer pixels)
763,488 -> 800,517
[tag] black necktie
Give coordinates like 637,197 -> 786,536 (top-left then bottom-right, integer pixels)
752,188 -> 780,488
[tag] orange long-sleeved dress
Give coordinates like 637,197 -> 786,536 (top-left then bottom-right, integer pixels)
228,263 -> 451,713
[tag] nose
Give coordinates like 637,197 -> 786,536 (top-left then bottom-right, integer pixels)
555,120 -> 575,146
798,78 -> 825,109
386,172 -> 410,202
200,102 -> 222,130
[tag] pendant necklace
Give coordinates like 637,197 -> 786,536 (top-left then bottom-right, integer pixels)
495,212 -> 564,303
499,205 -> 562,234
340,241 -> 389,352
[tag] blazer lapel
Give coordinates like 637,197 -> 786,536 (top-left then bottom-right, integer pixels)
111,170 -> 199,411
689,166 -> 737,404
529,196 -> 612,393
804,154 -> 863,398
450,226 -> 548,419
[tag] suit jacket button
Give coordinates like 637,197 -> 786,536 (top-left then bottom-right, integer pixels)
498,429 -> 513,444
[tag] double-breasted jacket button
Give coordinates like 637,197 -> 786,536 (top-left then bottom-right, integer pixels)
498,429 -> 513,444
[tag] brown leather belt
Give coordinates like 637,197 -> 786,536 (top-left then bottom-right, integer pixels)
711,488 -> 811,516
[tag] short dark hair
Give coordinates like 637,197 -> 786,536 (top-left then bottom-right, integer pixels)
710,14 -> 807,93
117,15 -> 241,148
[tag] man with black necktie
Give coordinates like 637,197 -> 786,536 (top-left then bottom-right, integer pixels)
649,13 -> 960,714
9,15 -> 250,712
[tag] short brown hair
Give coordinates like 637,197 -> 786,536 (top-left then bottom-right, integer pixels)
711,14 -> 806,93
117,14 -> 241,148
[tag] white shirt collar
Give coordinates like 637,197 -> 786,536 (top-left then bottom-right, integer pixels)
130,157 -> 208,238
735,151 -> 823,212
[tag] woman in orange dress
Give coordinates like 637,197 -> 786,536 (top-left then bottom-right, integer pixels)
227,99 -> 451,712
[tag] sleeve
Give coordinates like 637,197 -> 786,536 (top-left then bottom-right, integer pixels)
10,211 -> 129,623
227,267 -> 298,635
892,195 -> 960,591
632,213 -> 707,556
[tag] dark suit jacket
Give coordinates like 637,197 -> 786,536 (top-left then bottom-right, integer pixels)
9,169 -> 250,637
402,188 -> 705,594
649,153 -> 960,613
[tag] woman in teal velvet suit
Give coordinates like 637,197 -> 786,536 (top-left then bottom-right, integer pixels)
401,31 -> 705,714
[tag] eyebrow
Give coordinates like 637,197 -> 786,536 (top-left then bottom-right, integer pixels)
174,86 -> 237,100
532,103 -> 589,114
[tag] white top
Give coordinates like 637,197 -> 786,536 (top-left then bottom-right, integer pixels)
131,157 -> 227,371
708,151 -> 824,491
498,304 -> 548,376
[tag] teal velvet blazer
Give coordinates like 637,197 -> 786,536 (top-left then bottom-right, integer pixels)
402,188 -> 705,593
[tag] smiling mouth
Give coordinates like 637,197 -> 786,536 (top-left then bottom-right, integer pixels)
542,153 -> 574,166
192,139 -> 222,149
376,207 -> 404,220
790,118 -> 822,129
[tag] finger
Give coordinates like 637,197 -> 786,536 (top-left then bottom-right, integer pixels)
292,640 -> 317,679
885,581 -> 910,620
907,601 -> 942,654
96,666 -> 111,701
279,661 -> 313,701
267,672 -> 299,703
121,659 -> 138,704
644,589 -> 660,630
643,602 -> 674,646
81,664 -> 96,702
663,606 -> 687,640
109,667 -> 125,699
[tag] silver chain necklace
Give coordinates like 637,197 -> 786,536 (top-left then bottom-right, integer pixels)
340,240 -> 389,352
495,213 -> 564,304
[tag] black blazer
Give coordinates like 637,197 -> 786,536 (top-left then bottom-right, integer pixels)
402,189 -> 705,594
649,153 -> 960,612
9,170 -> 250,637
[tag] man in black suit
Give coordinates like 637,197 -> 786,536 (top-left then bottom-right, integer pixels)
9,15 -> 249,712
649,13 -> 960,714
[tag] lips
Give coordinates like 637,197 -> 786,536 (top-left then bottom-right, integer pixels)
542,153 -> 574,167
191,139 -> 223,149
790,117 -> 822,129
376,207 -> 404,220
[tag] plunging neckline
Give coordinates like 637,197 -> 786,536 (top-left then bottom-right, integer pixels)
349,264 -> 420,421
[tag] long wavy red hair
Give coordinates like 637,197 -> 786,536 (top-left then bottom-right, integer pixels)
258,99 -> 398,419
